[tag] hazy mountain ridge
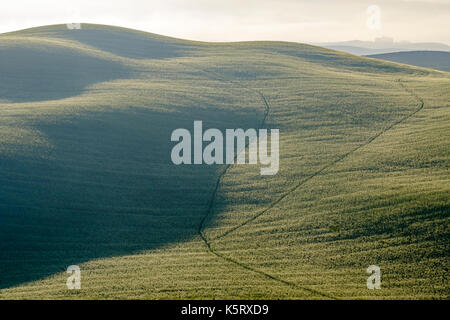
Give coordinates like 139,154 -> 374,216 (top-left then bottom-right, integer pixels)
319,40 -> 450,56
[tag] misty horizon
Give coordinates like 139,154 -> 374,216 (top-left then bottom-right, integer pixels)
1,0 -> 449,45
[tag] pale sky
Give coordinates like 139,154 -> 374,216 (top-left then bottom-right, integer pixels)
1,0 -> 449,44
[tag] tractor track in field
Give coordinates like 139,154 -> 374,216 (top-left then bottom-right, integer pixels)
181,62 -> 336,299
182,63 -> 424,299
212,79 -> 425,241
177,62 -> 270,242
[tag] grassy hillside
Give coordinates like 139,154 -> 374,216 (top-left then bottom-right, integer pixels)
367,51 -> 450,72
0,24 -> 448,299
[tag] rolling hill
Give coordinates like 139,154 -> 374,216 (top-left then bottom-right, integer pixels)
367,51 -> 450,72
319,40 -> 450,56
0,24 -> 449,299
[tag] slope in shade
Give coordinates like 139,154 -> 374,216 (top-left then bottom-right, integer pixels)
0,24 -> 264,289
0,44 -> 131,102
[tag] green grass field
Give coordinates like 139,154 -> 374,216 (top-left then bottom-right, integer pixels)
0,24 -> 448,299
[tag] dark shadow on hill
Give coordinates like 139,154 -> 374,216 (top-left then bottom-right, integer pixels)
59,28 -> 196,59
0,104 -> 257,290
11,25 -> 198,60
0,46 -> 131,102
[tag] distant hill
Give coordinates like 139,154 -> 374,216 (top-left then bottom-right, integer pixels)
367,51 -> 450,72
319,40 -> 450,56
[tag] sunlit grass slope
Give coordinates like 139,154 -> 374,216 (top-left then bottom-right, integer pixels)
0,24 -> 448,299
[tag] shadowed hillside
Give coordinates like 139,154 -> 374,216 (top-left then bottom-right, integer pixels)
0,42 -> 131,102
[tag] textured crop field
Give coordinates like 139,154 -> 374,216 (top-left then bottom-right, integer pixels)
0,24 -> 448,299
